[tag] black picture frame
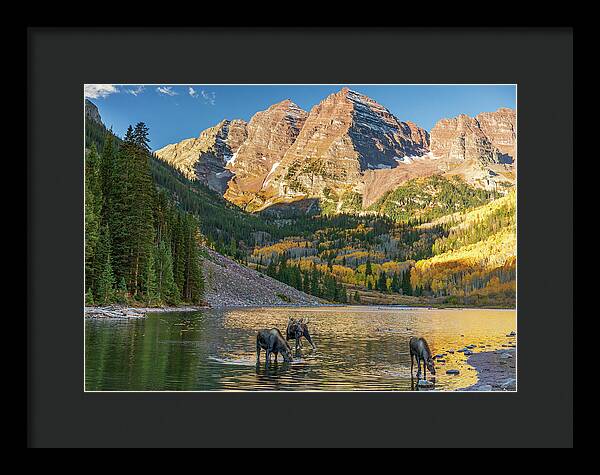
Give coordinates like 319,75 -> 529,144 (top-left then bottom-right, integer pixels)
27,27 -> 573,448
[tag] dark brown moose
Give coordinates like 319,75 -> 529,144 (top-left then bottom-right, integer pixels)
256,328 -> 293,366
409,336 -> 436,380
286,317 -> 316,351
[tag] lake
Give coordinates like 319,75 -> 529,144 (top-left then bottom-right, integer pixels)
85,306 -> 517,391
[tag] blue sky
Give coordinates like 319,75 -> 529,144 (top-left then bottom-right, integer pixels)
85,84 -> 516,152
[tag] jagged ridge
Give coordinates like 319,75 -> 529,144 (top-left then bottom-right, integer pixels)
153,88 -> 515,213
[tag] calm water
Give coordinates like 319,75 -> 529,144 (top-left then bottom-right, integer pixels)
85,306 -> 516,391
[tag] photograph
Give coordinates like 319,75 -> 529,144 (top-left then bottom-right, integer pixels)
84,84 -> 518,392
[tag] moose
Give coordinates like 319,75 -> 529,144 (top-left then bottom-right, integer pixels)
409,336 -> 436,381
256,328 -> 293,366
286,317 -> 316,352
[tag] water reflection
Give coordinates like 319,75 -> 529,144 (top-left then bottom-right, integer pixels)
85,306 -> 516,391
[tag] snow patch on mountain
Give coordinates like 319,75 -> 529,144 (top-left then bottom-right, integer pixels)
225,151 -> 238,165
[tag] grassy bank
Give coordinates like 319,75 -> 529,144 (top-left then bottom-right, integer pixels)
345,286 -> 515,309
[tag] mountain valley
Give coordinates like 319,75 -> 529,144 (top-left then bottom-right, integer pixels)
85,88 -> 516,308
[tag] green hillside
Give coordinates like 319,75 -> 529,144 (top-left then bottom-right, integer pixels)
369,175 -> 499,224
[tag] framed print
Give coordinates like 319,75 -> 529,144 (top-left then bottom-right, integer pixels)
28,27 -> 573,448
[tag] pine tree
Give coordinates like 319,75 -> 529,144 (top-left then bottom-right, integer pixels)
85,145 -> 102,292
277,252 -> 289,284
155,240 -> 178,304
266,259 -> 276,277
365,258 -> 372,284
100,132 -> 116,220
133,122 -> 151,153
116,277 -> 128,303
391,272 -> 400,293
290,265 -> 302,290
96,249 -> 115,304
107,123 -> 157,296
86,145 -> 103,212
92,224 -> 113,301
108,126 -> 134,285
182,215 -> 204,303
302,270 -> 311,294
85,288 -> 95,306
377,271 -> 388,292
85,183 -> 100,292
324,275 -> 337,301
338,283 -> 347,303
310,264 -> 320,297
142,248 -> 158,305
128,123 -> 157,296
172,214 -> 186,295
402,267 -> 412,296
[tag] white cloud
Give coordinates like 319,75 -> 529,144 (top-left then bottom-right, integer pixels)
156,86 -> 178,96
125,85 -> 145,96
187,87 -> 215,105
200,89 -> 216,105
84,84 -> 119,99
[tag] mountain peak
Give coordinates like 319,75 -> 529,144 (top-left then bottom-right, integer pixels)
85,99 -> 102,124
223,98 -> 308,209
155,118 -> 248,191
258,86 -> 431,209
274,98 -> 294,106
267,99 -> 306,118
335,87 -> 368,102
269,98 -> 292,108
339,86 -> 361,96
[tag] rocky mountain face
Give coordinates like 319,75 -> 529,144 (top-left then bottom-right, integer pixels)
430,108 -> 516,164
261,88 -> 430,209
154,119 -> 247,194
430,114 -> 497,163
224,100 -> 308,210
154,88 -> 515,211
475,108 -> 516,160
85,99 -> 102,124
429,108 -> 516,190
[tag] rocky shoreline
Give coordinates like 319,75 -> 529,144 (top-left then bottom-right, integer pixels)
85,302 -> 326,319
84,305 -> 209,319
85,302 -> 513,320
458,348 -> 517,391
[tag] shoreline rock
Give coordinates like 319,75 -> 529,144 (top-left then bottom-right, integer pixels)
84,305 -> 208,319
85,305 -> 147,319
458,348 -> 517,391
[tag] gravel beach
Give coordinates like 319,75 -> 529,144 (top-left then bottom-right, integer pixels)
458,348 -> 517,391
